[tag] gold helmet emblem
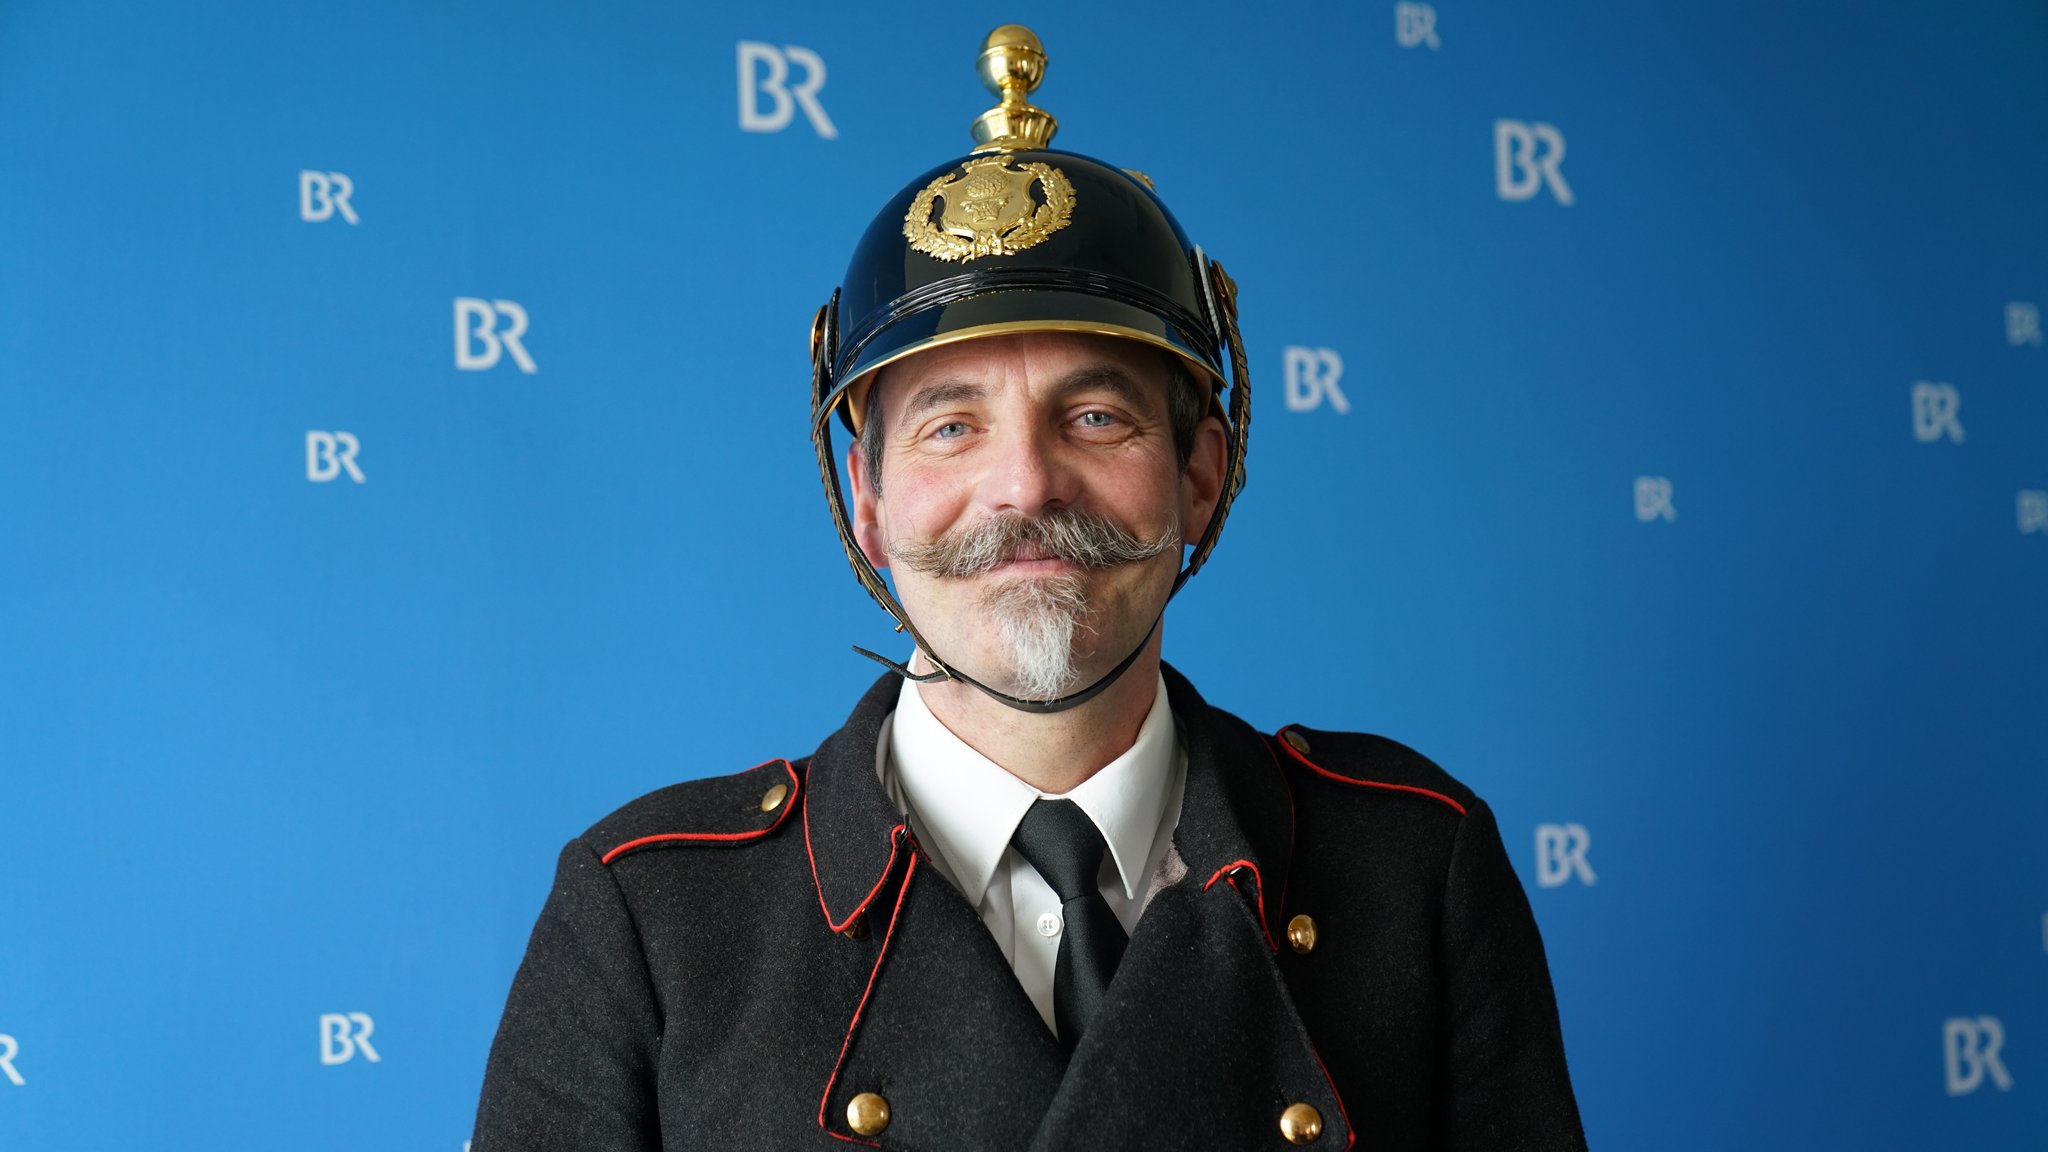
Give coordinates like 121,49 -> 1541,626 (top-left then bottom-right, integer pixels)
903,154 -> 1075,262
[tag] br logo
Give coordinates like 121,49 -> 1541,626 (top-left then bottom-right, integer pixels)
1282,346 -> 1349,413
299,170 -> 358,224
1534,823 -> 1596,888
2020,490 -> 2048,535
1943,1017 -> 2012,1095
455,298 -> 537,374
306,431 -> 365,483
1495,120 -> 1573,206
1635,476 -> 1676,522
737,42 -> 836,139
0,1033 -> 22,1087
1395,2 -> 1440,49
1911,381 -> 1964,444
2008,301 -> 2041,346
319,1012 -> 380,1066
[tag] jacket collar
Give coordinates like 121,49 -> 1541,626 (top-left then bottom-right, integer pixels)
1160,663 -> 1294,949
802,671 -> 911,933
803,665 -> 1295,950
887,670 -> 1182,907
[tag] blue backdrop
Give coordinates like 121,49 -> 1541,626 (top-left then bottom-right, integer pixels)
2,1 -> 2043,1148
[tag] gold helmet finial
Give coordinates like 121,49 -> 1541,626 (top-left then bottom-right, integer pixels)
971,25 -> 1058,150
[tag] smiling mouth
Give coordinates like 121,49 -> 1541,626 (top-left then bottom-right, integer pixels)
987,546 -> 1079,575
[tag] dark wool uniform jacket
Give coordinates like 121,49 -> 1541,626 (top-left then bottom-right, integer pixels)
474,667 -> 1587,1151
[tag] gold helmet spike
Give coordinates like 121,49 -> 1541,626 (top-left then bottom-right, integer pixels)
971,25 -> 1058,150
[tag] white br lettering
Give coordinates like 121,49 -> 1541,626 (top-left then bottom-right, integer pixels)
1395,2 -> 1440,49
2019,491 -> 2048,535
1911,381 -> 1964,444
455,298 -> 537,374
1495,120 -> 1573,205
1535,823 -> 1596,888
1282,346 -> 1349,413
319,1012 -> 380,1065
1635,477 -> 1676,522
299,170 -> 358,225
2007,301 -> 2041,346
305,431 -> 365,483
737,42 -> 837,138
1943,1017 -> 2012,1095
0,1034 -> 22,1087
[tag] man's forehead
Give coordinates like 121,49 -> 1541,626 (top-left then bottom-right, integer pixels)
878,332 -> 1170,409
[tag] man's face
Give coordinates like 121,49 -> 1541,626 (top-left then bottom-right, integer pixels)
848,332 -> 1224,702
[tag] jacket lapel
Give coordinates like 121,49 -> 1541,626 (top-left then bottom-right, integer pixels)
804,673 -> 1066,1149
1029,668 -> 1354,1151
802,673 -> 911,936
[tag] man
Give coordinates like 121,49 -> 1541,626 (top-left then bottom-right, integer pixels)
474,25 -> 1584,1151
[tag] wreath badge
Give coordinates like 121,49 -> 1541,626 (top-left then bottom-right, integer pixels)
902,154 -> 1075,263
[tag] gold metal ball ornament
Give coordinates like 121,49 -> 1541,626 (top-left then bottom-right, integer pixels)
976,24 -> 1046,96
970,24 -> 1058,149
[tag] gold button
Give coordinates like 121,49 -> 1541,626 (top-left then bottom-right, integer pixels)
1286,913 -> 1318,954
840,914 -> 869,941
759,782 -> 789,813
1279,1101 -> 1323,1144
1283,730 -> 1311,755
846,1091 -> 891,1136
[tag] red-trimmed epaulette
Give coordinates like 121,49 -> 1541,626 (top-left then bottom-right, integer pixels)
586,759 -> 802,865
1272,725 -> 1474,816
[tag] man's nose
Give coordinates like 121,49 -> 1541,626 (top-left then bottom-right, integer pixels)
984,420 -> 1075,514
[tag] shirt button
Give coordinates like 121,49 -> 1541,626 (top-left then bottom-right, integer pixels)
1036,911 -> 1063,937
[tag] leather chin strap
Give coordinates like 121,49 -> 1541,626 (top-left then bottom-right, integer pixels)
807,258 -> 1252,715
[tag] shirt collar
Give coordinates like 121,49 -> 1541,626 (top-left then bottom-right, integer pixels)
886,671 -> 1180,906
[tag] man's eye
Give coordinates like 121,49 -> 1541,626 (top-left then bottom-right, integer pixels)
933,422 -> 969,439
1076,411 -> 1116,428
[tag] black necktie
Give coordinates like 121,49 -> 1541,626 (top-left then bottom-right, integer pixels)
1010,798 -> 1128,1050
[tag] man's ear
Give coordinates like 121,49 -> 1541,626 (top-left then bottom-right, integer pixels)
847,439 -> 889,568
1179,413 -> 1229,546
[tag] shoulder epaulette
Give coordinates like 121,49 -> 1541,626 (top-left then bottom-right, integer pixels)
1273,725 -> 1473,816
586,759 -> 803,865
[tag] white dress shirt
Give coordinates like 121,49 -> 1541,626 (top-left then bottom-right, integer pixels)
875,671 -> 1188,1034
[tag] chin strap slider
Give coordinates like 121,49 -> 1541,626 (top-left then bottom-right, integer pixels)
851,646 -> 950,684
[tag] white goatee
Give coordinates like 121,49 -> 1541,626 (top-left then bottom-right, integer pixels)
981,573 -> 1092,701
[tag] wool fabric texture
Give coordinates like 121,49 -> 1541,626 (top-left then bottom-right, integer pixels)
473,667 -> 1587,1151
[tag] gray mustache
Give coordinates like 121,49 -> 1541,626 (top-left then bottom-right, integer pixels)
888,508 -> 1180,578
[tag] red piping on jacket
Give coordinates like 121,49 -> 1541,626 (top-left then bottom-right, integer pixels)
804,772 -> 908,933
1259,736 -> 1298,931
1311,1047 -> 1359,1151
1205,853 -> 1350,1142
1203,858 -> 1278,952
816,851 -> 920,1145
599,760 -> 801,864
1273,726 -> 1468,816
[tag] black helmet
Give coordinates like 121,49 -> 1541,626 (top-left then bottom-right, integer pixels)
808,24 -> 1252,713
